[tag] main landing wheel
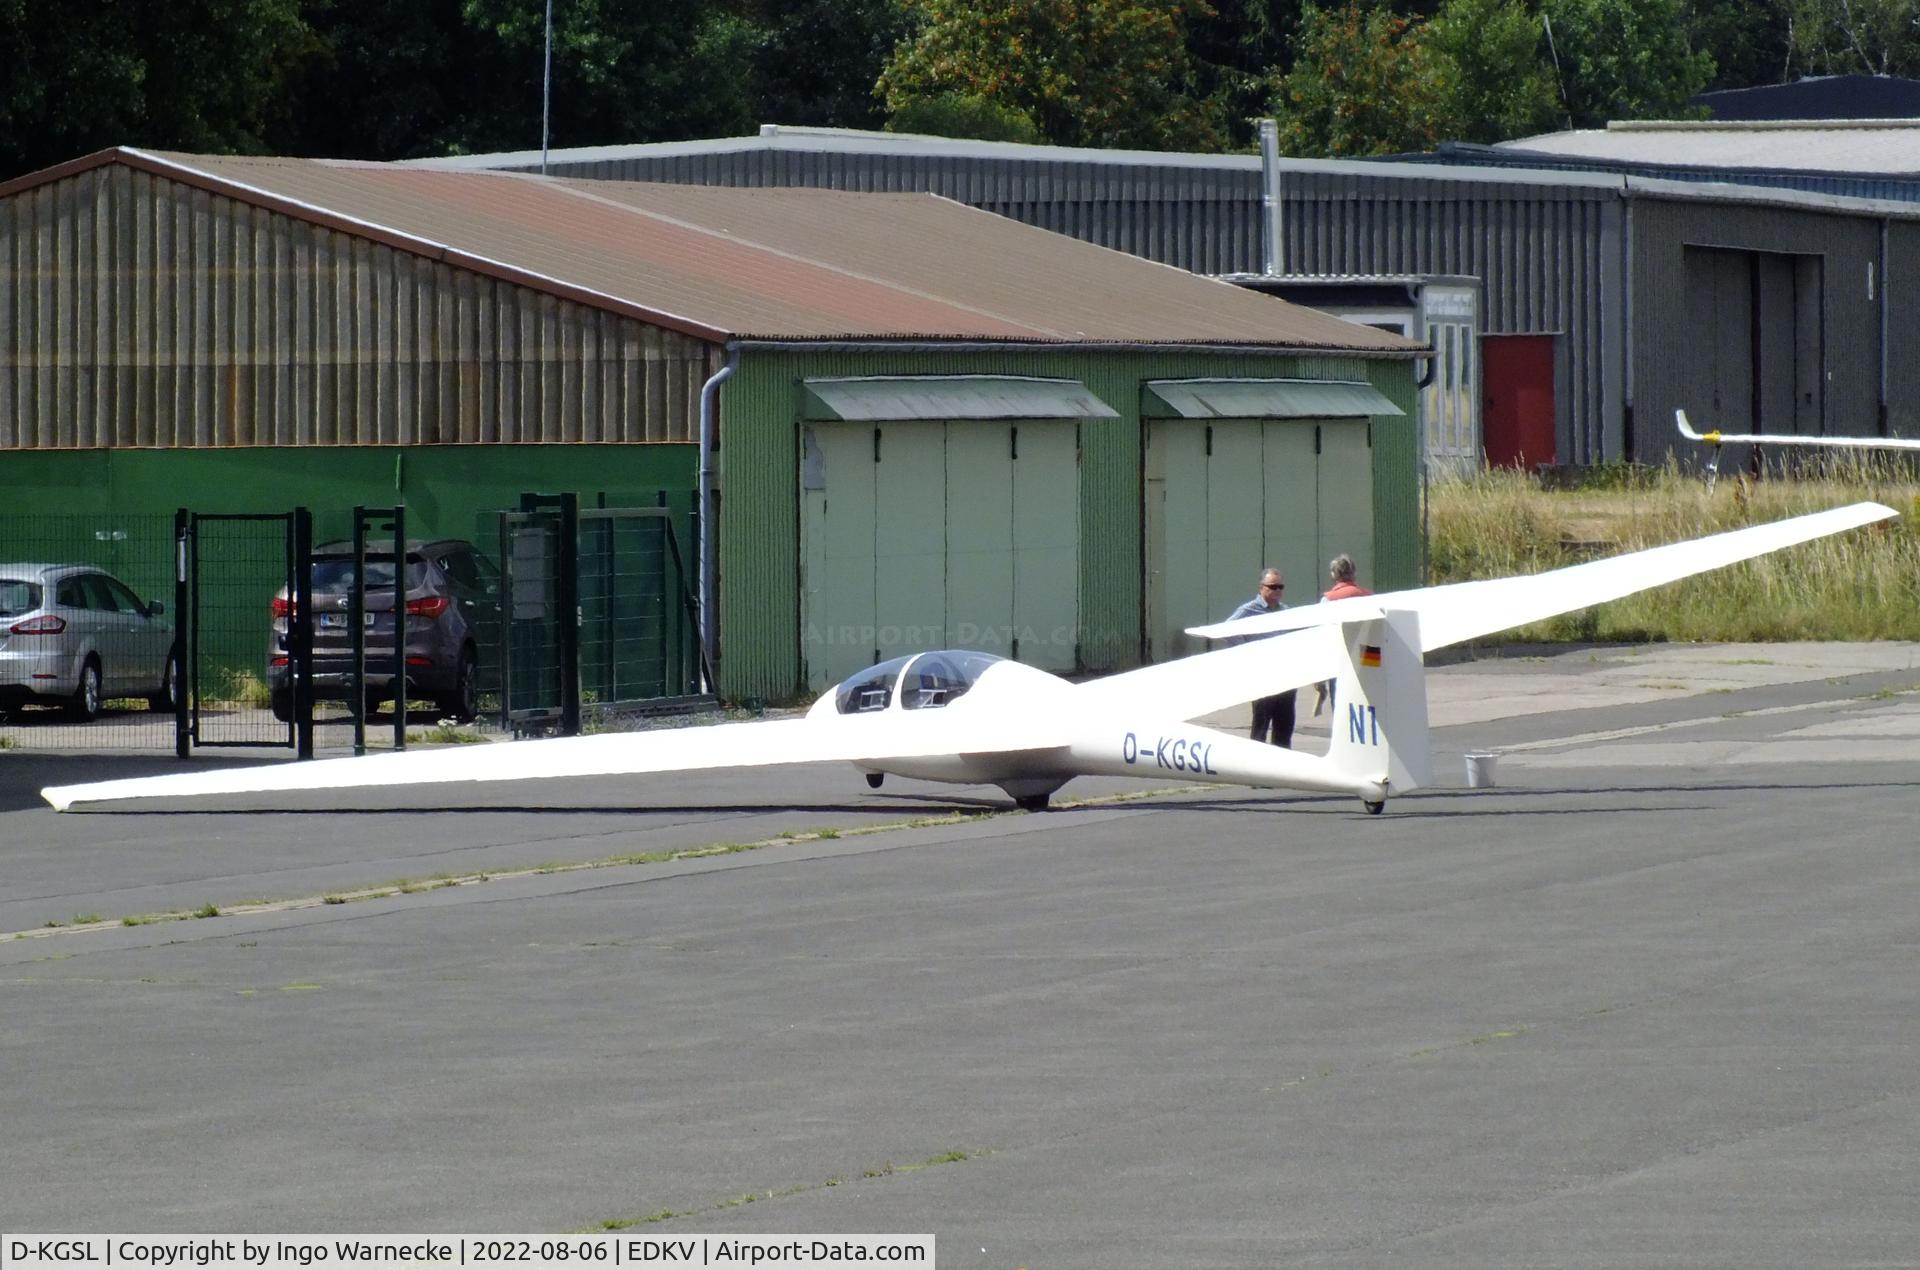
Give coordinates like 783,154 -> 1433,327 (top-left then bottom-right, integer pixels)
865,772 -> 885,789
1363,800 -> 1386,816
1015,793 -> 1051,812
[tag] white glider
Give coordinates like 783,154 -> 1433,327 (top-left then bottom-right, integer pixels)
42,502 -> 1895,815
1678,409 -> 1920,454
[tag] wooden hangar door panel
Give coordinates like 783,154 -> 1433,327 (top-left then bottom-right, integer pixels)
1145,420 -> 1211,661
944,423 -> 1016,657
1207,421 -> 1268,642
801,424 -> 881,689
1259,420 -> 1321,615
1313,420 -> 1375,591
872,424 -> 948,665
1008,422 -> 1080,672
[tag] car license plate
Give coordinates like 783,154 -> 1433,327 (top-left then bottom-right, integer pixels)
318,612 -> 375,629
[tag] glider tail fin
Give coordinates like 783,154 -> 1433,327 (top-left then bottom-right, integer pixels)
1325,608 -> 1431,796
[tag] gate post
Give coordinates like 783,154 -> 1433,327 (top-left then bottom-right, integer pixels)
174,508 -> 190,761
558,493 -> 581,737
293,507 -> 315,760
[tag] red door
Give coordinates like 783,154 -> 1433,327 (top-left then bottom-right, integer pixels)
1481,334 -> 1556,469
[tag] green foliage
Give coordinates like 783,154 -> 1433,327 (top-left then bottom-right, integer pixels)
0,0 -> 314,177
1685,0 -> 1791,90
1426,0 -> 1562,144
888,92 -> 1042,142
1270,1 -> 1454,157
1541,0 -> 1716,127
1784,0 -> 1920,77
878,0 -> 1234,151
747,0 -> 912,129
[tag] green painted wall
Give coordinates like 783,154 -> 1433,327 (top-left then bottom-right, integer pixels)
0,444 -> 694,543
0,444 -> 696,684
719,348 -> 1419,700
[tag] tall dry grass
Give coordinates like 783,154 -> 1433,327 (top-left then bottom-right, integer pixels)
1427,460 -> 1920,642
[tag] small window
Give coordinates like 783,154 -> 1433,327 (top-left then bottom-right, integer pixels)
56,577 -> 89,609
103,576 -> 148,614
0,581 -> 40,616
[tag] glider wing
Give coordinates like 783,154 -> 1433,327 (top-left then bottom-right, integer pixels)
42,708 -> 1072,811
1184,501 -> 1897,653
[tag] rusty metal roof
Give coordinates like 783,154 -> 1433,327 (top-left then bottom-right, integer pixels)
7,148 -> 1420,355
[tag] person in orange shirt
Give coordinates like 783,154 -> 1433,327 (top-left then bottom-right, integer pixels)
1315,554 -> 1373,713
1322,553 -> 1372,602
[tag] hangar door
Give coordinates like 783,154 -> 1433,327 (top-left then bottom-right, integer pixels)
799,377 -> 1115,690
1143,378 -> 1402,661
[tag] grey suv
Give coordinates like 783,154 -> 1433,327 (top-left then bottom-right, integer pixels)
268,539 -> 498,723
0,563 -> 176,719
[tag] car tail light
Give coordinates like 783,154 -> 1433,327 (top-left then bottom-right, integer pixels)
10,614 -> 66,635
270,657 -> 288,667
270,596 -> 295,618
406,595 -> 450,619
406,656 -> 433,666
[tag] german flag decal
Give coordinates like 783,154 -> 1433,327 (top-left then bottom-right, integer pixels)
1360,645 -> 1382,668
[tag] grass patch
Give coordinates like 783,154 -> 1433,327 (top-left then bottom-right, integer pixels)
1428,462 -> 1920,642
0,735 -> 16,751
206,667 -> 272,709
407,721 -> 487,745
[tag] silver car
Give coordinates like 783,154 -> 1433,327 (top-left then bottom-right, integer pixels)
0,564 -> 177,720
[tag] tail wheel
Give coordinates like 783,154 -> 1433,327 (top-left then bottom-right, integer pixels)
1015,793 -> 1051,812
1363,799 -> 1386,815
69,659 -> 103,722
865,772 -> 884,789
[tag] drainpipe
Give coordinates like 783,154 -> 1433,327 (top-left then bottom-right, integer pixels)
697,346 -> 739,672
1260,119 -> 1282,276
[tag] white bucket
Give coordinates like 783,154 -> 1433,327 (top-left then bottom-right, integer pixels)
1464,751 -> 1499,789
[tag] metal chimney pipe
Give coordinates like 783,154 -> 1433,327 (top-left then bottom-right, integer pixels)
1260,119 -> 1282,276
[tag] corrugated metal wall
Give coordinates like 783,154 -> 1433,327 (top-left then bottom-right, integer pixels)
1,164 -> 713,449
1631,195 -> 1884,456
717,346 -> 1419,700
1272,173 -> 1621,465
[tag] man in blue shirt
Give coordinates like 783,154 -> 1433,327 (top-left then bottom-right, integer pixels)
1222,568 -> 1295,748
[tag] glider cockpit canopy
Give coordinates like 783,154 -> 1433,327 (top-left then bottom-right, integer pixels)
832,650 -> 1006,714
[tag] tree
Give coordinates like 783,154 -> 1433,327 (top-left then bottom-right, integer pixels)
887,92 -> 1043,142
1426,0 -> 1561,143
877,0 -> 1233,151
1269,0 -> 1454,156
1,0 -> 314,180
1784,0 -> 1920,77
746,0 -> 912,130
1540,0 -> 1715,126
1685,0 -> 1792,89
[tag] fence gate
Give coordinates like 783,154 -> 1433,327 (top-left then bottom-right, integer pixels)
496,495 -> 711,737
578,505 -> 709,716
183,510 -> 313,757
498,499 -> 577,737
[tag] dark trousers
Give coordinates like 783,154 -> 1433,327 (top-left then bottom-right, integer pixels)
1251,689 -> 1296,748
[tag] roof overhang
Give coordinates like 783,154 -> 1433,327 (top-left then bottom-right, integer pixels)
1142,378 -> 1403,419
801,376 -> 1119,422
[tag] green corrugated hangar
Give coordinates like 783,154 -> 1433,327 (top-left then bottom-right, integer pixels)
0,148 -> 1424,699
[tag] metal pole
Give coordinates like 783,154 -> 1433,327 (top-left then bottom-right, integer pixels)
541,0 -> 553,174
352,507 -> 367,756
391,505 -> 406,750
293,508 -> 315,761
173,509 -> 190,760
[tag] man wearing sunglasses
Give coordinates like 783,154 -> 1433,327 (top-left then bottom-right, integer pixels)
1220,568 -> 1296,748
